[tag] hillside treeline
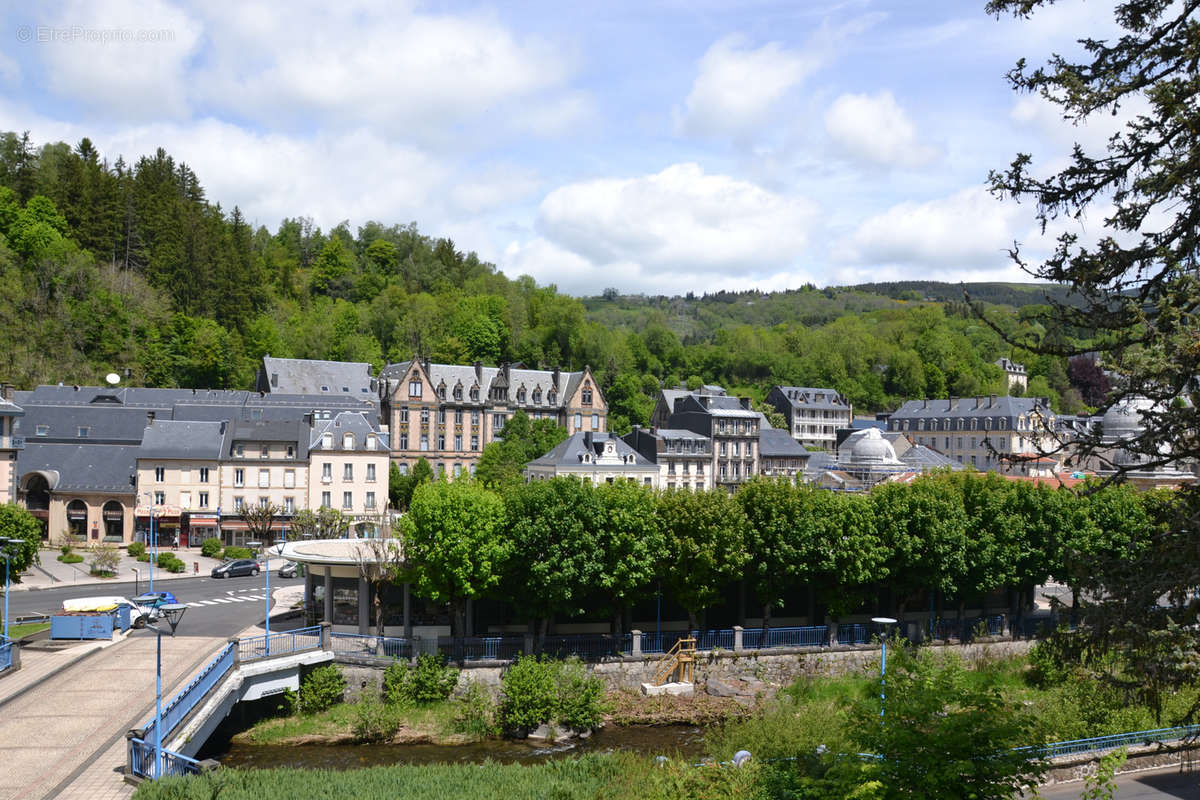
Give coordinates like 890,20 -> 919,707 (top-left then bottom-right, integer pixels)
402,472 -> 1159,637
0,132 -> 1094,426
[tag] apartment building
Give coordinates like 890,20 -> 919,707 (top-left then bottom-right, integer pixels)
622,426 -> 714,491
665,394 -> 761,490
524,431 -> 659,487
765,385 -> 852,451
0,385 -> 23,504
886,395 -> 1059,472
758,428 -> 810,480
379,358 -> 606,478
135,420 -> 227,546
306,412 -> 389,521
995,358 -> 1028,393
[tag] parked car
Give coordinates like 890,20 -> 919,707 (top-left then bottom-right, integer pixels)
131,591 -> 180,609
62,596 -> 157,628
278,561 -> 298,578
211,559 -> 260,578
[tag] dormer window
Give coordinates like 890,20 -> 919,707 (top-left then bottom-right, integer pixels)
532,388 -> 542,404
343,433 -> 354,449
548,390 -> 557,405
470,386 -> 479,402
517,387 -> 526,403
366,435 -> 377,450
437,384 -> 446,400
453,384 -> 463,401
322,432 -> 333,449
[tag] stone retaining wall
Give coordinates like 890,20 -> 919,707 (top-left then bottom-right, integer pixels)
1043,743 -> 1200,785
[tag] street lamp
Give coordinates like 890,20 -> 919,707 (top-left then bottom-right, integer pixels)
871,617 -> 898,725
147,602 -> 187,778
2,538 -> 25,640
246,540 -> 271,655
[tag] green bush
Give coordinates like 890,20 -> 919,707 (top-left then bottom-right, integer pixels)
299,664 -> 345,715
137,552 -> 150,563
156,552 -> 186,573
351,692 -> 401,743
224,545 -> 253,560
384,654 -> 459,706
452,681 -> 497,738
127,541 -> 146,559
57,552 -> 84,564
498,655 -> 558,735
200,538 -> 222,559
60,544 -> 73,557
553,658 -> 607,732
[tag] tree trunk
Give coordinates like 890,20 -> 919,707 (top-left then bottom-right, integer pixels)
537,616 -> 549,654
760,603 -> 772,648
687,609 -> 699,631
451,597 -> 466,640
612,602 -> 623,638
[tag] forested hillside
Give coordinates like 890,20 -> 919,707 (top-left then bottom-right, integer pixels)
0,132 -> 1095,431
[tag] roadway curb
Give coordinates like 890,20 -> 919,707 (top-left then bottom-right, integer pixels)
0,634 -> 130,713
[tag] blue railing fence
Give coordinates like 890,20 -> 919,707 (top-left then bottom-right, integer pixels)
0,639 -> 12,674
141,642 -> 236,748
129,737 -> 202,779
236,625 -> 322,663
1022,724 -> 1200,760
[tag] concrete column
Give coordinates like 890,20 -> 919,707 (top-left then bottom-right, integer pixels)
402,582 -> 411,638
323,567 -> 333,625
733,625 -> 743,652
228,637 -> 240,666
10,642 -> 19,671
320,622 -> 332,650
304,569 -> 315,623
358,576 -> 369,635
828,620 -> 839,647
631,629 -> 642,657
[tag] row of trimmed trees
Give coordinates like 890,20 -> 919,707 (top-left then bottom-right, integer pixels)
398,473 -> 1162,639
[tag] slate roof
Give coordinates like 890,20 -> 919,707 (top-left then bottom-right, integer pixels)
0,395 -> 22,417
528,432 -> 654,469
226,420 -> 310,459
260,357 -> 376,396
769,386 -> 851,411
13,405 -> 153,444
889,396 -> 1052,426
20,442 -> 138,494
383,360 -> 593,410
309,412 -> 391,452
139,420 -> 228,460
759,428 -> 810,458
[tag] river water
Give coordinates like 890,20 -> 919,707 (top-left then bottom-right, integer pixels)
217,724 -> 709,770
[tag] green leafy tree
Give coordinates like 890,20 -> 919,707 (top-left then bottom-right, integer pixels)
656,489 -> 749,630
851,647 -> 1046,800
475,410 -> 567,488
0,503 -> 41,583
403,480 -> 508,638
593,480 -> 662,636
502,478 -> 604,647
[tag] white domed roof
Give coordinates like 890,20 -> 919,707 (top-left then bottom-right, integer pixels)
848,428 -> 901,466
1100,396 -> 1156,441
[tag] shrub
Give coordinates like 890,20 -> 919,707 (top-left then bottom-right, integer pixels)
498,655 -> 558,735
200,538 -> 222,558
224,545 -> 253,560
60,544 -> 73,557
156,552 -> 186,573
554,658 -> 606,732
137,552 -> 150,563
453,681 -> 497,738
89,542 -> 121,575
352,692 -> 401,743
299,664 -> 345,715
127,541 -> 146,559
384,654 -> 459,706
57,551 -> 84,564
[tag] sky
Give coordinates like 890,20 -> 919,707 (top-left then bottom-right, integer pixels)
0,0 -> 1130,297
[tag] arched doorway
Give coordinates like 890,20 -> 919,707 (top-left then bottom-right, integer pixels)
102,500 -> 124,542
23,474 -> 51,540
66,500 -> 88,541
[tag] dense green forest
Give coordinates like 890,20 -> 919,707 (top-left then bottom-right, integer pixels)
0,131 -> 1095,431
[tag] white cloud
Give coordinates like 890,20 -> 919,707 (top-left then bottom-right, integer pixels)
824,91 -> 939,168
676,34 -> 818,139
833,187 -> 1029,276
500,163 -> 822,294
32,0 -> 203,121
190,1 -> 579,143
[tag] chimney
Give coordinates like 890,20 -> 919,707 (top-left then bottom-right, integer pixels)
584,431 -> 593,450
475,360 -> 483,383
304,412 -> 314,428
922,398 -> 928,409
0,383 -> 11,401
949,396 -> 959,410
989,394 -> 997,408
740,397 -> 752,411
975,397 -> 982,409
147,411 -> 156,427
422,357 -> 431,375
219,420 -> 227,434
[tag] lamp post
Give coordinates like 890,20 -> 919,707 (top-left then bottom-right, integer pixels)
2,537 -> 24,639
148,603 -> 187,778
871,617 -> 898,725
246,540 -> 270,655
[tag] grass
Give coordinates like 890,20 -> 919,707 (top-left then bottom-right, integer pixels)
4,622 -> 50,640
57,553 -> 84,564
236,698 -> 465,746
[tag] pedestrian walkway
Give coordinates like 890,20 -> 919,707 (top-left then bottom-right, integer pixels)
10,547 -> 230,594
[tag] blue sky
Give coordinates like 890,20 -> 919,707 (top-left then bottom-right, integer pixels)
1,0 -> 1127,295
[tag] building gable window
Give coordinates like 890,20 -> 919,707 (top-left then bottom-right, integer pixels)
409,378 -> 422,398
581,385 -> 593,405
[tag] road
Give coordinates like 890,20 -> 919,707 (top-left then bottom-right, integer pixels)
7,573 -> 305,638
1034,766 -> 1199,799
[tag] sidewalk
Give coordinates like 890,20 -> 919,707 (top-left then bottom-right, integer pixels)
10,547 -> 231,593
0,584 -> 298,800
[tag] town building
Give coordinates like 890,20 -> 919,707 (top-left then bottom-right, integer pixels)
758,427 -> 811,480
995,358 -> 1028,393
0,385 -> 24,504
379,358 -> 606,478
886,395 -> 1059,473
765,386 -> 852,451
622,426 -> 714,491
650,385 -> 727,430
664,394 -> 762,490
524,431 -> 659,487
12,384 -> 384,546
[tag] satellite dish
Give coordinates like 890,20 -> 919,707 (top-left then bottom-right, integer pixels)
105,373 -> 120,386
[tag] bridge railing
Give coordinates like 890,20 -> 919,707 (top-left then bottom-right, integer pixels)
0,639 -> 12,675
141,642 -> 235,748
128,737 -> 203,779
1020,724 -> 1200,759
236,625 -> 322,663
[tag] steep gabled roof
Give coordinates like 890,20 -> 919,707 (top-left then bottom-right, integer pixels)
261,357 -> 376,396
